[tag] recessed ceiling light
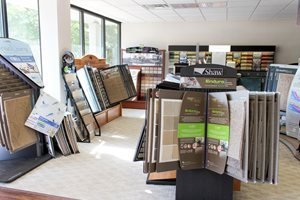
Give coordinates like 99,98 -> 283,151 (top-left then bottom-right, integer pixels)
199,2 -> 227,8
171,3 -> 199,9
142,4 -> 170,10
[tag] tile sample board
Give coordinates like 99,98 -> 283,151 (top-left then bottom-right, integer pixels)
156,90 -> 184,172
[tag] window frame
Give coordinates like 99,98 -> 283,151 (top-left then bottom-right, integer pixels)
1,0 -> 8,37
71,5 -> 121,64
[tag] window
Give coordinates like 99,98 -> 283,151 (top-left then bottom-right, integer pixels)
70,6 -> 121,66
6,0 -> 41,69
105,20 -> 120,66
71,9 -> 82,58
84,13 -> 104,57
0,0 -> 4,37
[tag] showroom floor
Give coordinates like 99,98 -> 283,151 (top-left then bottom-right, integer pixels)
0,109 -> 299,200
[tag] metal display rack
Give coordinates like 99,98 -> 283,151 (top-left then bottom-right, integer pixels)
62,73 -> 101,143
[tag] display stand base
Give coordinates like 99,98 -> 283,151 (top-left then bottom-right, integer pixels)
176,169 -> 233,200
0,154 -> 52,183
146,171 -> 176,185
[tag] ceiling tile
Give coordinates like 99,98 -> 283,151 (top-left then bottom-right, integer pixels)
228,1 -> 259,7
119,5 -> 148,12
151,9 -> 177,15
201,7 -> 227,14
228,7 -> 255,14
280,0 -> 298,13
254,5 -> 285,14
161,15 -> 184,21
228,15 -> 250,20
103,0 -> 137,6
174,8 -> 201,14
178,13 -> 203,18
251,15 -> 274,20
183,16 -> 205,21
197,0 -> 227,2
71,0 -> 299,23
134,0 -> 165,5
205,15 -> 227,21
228,0 -> 259,1
259,0 -> 293,6
164,0 -> 196,3
275,13 -> 296,20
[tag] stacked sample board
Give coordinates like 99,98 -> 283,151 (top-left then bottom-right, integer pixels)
122,49 -> 165,100
54,114 -> 80,156
144,89 -> 280,184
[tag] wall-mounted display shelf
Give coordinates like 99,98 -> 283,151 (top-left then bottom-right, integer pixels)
121,49 -> 166,109
168,45 -> 276,91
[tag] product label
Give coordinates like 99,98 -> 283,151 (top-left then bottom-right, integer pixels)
206,92 -> 230,174
178,91 -> 206,170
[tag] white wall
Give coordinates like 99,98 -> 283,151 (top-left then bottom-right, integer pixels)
122,20 -> 300,64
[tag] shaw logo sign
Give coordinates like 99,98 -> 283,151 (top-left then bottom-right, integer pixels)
194,68 -> 223,76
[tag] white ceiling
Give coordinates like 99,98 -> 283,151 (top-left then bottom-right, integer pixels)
71,0 -> 299,23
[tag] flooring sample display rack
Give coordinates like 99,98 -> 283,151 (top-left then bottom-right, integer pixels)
141,64 -> 239,199
0,39 -> 52,183
73,55 -> 124,132
63,74 -> 100,143
121,49 -> 166,109
63,53 -> 101,143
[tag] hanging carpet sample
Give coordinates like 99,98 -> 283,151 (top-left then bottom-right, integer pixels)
0,89 -> 38,152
